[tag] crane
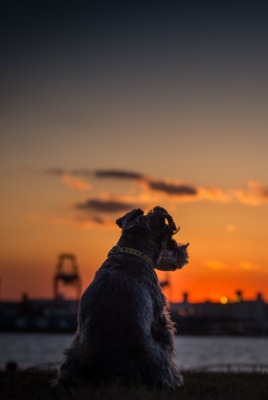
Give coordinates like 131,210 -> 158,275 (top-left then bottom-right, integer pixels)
53,253 -> 82,300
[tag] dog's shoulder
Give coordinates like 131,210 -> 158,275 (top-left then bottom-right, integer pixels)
80,260 -> 159,318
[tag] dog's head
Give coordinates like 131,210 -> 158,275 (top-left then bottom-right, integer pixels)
116,206 -> 189,271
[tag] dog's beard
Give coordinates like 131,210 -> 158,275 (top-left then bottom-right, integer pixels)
155,243 -> 189,271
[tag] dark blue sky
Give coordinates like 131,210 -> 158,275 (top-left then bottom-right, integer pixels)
2,1 -> 268,85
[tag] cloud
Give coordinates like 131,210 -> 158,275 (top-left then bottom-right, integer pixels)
235,180 -> 268,206
74,198 -> 136,213
50,215 -> 116,230
143,180 -> 230,203
94,169 -> 144,180
93,169 -> 197,197
44,168 -> 93,177
44,167 -> 66,176
204,259 -> 228,271
197,187 -> 231,202
94,169 -> 230,203
40,167 -> 268,233
44,168 -> 92,192
43,166 -> 234,205
47,167 -> 268,208
146,180 -> 197,196
238,261 -> 261,271
44,167 -> 143,180
60,174 -> 92,192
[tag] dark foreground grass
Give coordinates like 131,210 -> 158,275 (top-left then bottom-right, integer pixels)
1,370 -> 268,400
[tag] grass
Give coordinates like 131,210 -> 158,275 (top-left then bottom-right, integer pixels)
1,369 -> 268,400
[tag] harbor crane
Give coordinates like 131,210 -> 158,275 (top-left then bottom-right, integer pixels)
53,253 -> 82,300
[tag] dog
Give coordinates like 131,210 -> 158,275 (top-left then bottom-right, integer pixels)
54,206 -> 189,392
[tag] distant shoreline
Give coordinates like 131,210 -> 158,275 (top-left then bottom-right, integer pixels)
1,296 -> 268,336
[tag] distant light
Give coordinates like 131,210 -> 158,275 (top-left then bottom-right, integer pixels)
220,296 -> 228,304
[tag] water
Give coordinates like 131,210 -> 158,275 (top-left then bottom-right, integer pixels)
0,333 -> 73,369
174,336 -> 268,370
0,333 -> 268,370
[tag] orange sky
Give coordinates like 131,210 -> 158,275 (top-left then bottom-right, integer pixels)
1,2 -> 268,303
1,168 -> 268,303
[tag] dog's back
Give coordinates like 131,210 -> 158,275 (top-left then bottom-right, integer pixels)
59,259 -> 167,387
55,207 -> 188,391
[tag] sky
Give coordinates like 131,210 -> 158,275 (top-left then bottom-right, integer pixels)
1,0 -> 268,302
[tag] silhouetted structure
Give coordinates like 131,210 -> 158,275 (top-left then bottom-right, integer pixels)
170,291 -> 268,336
235,290 -> 243,303
53,254 -> 81,301
0,291 -> 268,335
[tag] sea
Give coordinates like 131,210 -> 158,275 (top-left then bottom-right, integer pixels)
1,333 -> 268,371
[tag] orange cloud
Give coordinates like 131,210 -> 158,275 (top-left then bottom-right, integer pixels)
50,215 -> 116,230
45,168 -> 268,207
197,187 -> 231,202
44,168 -> 268,235
60,174 -> 92,192
74,198 -> 136,213
204,259 -> 228,271
45,167 -> 231,204
238,261 -> 262,271
235,180 -> 268,206
137,178 -> 230,203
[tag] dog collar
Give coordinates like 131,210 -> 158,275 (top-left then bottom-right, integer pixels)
108,245 -> 153,266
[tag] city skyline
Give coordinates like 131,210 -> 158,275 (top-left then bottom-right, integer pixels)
1,1 -> 268,302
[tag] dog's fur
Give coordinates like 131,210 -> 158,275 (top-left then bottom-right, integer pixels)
54,206 -> 189,392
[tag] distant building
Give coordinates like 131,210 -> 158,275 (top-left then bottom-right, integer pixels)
170,292 -> 268,336
1,290 -> 268,336
0,294 -> 79,333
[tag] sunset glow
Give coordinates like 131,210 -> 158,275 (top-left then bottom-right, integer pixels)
1,2 -> 268,303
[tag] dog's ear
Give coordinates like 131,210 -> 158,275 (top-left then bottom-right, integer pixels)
156,242 -> 189,271
116,208 -> 144,229
147,206 -> 178,235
